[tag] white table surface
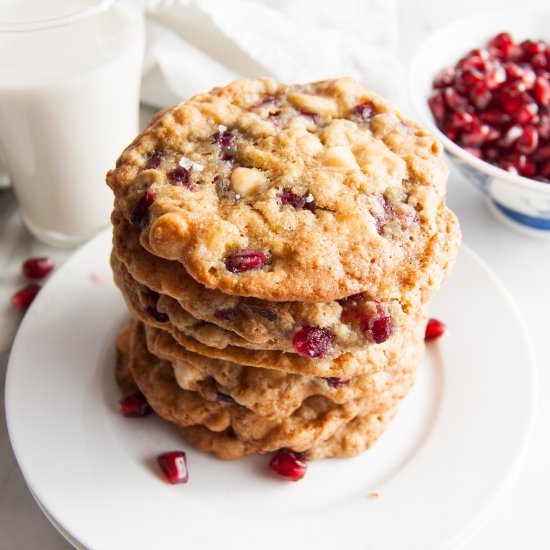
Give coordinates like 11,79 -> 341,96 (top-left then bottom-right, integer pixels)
2,0 -> 550,548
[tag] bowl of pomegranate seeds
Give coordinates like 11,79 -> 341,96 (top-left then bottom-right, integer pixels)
409,11 -> 550,237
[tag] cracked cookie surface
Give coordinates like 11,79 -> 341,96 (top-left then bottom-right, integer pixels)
107,77 -> 459,302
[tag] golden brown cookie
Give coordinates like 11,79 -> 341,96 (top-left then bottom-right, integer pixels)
118,321 -> 410,457
107,77 -> 459,302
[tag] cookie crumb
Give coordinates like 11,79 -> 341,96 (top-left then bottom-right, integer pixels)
90,272 -> 104,283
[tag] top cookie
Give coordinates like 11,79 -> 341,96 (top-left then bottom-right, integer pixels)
107,77 -> 455,301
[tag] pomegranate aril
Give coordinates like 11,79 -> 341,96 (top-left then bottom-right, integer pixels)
521,40 -> 545,61
119,389 -> 152,417
145,290 -> 168,323
540,161 -> 550,178
225,248 -> 269,273
425,318 -> 446,341
457,68 -> 484,92
513,101 -> 538,125
469,83 -> 492,110
354,101 -> 376,121
214,307 -> 240,321
500,125 -> 523,147
250,95 -> 277,109
131,188 -> 155,229
443,88 -> 468,111
428,93 -> 446,122
11,284 -> 40,310
291,326 -> 334,358
324,376 -> 352,388
450,110 -> 477,129
515,126 -> 539,154
504,153 -> 536,177
269,452 -> 307,481
145,151 -> 163,169
279,188 -> 314,210
489,33 -> 515,58
534,77 -> 550,106
485,63 -> 506,89
157,451 -> 189,484
461,124 -> 491,147
168,165 -> 192,188
22,257 -> 54,280
479,109 -> 511,126
533,142 -> 550,161
433,67 -> 455,88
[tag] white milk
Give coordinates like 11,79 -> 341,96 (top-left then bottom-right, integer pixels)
0,0 -> 144,245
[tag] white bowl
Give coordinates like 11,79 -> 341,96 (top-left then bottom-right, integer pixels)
409,10 -> 550,239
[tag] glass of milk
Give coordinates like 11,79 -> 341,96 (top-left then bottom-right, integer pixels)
0,0 -> 144,246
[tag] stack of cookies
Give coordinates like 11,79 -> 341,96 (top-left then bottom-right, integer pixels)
107,77 -> 460,460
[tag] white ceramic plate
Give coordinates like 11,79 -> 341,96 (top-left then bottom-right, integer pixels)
5,229 -> 536,550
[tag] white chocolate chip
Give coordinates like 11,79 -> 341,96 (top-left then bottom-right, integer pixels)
230,167 -> 268,196
288,93 -> 338,117
319,146 -> 359,170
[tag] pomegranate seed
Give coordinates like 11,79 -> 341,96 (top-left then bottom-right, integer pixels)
355,101 -> 376,121
279,188 -> 314,210
521,40 -> 545,61
248,303 -> 279,321
324,376 -> 352,387
131,189 -> 155,229
433,67 -> 455,88
540,161 -> 550,178
500,125 -> 523,147
533,142 -> 550,161
428,93 -> 446,122
444,88 -> 468,111
250,96 -> 277,110
11,284 -> 40,310
291,326 -> 334,358
516,126 -> 539,154
461,124 -> 491,147
145,290 -> 168,323
167,165 -> 192,188
485,63 -> 506,89
534,77 -> 550,106
425,318 -> 446,341
479,109 -> 511,125
457,68 -> 485,92
225,248 -> 269,273
489,33 -> 515,58
212,130 -> 236,148
513,101 -> 538,125
431,33 -> 550,182
214,307 -> 240,321
269,452 -> 307,481
504,153 -> 537,177
157,451 -> 189,484
21,257 -> 54,280
119,389 -> 152,417
145,151 -> 163,169
450,110 -> 477,129
470,83 -> 492,110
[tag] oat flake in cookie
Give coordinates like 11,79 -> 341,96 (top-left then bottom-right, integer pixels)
107,77 -> 458,302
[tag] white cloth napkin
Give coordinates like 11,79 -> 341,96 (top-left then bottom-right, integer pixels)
140,0 -> 404,109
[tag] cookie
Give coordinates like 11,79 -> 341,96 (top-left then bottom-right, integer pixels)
182,407 -> 397,460
107,77 -> 459,302
112,212 -> 407,354
120,321 -> 409,455
148,314 -> 426,420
